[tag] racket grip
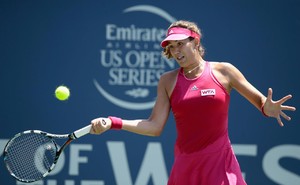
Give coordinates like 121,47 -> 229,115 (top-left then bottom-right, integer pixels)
73,125 -> 92,138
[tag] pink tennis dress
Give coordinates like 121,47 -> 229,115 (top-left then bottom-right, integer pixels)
168,62 -> 247,185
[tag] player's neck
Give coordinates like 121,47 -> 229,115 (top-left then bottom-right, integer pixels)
183,60 -> 205,78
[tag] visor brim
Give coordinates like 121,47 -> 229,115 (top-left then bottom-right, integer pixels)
160,34 -> 190,48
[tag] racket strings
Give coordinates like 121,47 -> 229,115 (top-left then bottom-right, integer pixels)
4,133 -> 57,182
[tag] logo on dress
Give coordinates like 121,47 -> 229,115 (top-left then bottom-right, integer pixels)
191,85 -> 198,91
200,89 -> 216,96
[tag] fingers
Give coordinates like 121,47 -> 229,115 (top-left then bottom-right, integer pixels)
279,94 -> 293,104
282,105 -> 296,112
265,88 -> 296,127
277,116 -> 284,127
90,121 -> 99,134
277,103 -> 295,127
267,88 -> 273,101
264,88 -> 273,107
90,118 -> 108,135
280,110 -> 291,121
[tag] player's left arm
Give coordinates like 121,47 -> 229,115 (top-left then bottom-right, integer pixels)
224,62 -> 296,126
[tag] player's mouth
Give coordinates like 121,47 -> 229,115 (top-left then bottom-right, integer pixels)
177,55 -> 184,61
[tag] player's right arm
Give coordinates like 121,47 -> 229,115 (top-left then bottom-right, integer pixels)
90,71 -> 176,136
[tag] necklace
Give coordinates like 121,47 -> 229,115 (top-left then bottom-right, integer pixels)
184,63 -> 202,75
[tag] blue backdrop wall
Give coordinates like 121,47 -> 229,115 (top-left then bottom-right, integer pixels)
0,1 -> 299,185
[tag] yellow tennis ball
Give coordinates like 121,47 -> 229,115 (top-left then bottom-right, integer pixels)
55,86 -> 70,101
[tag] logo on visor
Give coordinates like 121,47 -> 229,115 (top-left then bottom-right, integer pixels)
168,30 -> 174,34
93,5 -> 177,110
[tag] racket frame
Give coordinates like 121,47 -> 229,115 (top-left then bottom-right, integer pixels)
2,125 -> 91,183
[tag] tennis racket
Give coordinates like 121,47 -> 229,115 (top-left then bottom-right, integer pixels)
2,124 -> 92,183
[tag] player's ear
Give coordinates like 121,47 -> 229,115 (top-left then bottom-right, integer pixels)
193,40 -> 200,51
194,39 -> 200,49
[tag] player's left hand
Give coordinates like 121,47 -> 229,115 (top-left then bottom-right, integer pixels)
263,88 -> 296,126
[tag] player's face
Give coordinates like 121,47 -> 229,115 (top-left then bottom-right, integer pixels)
168,38 -> 196,67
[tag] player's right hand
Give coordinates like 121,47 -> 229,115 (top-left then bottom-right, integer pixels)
90,117 -> 112,134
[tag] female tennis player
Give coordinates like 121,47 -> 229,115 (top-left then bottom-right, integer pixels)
90,20 -> 296,185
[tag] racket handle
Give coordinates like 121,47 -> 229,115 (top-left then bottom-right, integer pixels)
73,125 -> 92,138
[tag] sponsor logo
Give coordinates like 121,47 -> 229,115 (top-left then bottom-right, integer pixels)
200,89 -> 216,96
93,5 -> 177,110
191,85 -> 199,91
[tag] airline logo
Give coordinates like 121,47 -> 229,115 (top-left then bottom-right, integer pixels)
93,5 -> 177,110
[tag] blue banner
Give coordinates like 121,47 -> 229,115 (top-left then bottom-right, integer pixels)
0,1 -> 299,185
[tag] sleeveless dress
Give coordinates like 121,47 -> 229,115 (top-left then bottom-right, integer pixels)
168,62 -> 247,185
